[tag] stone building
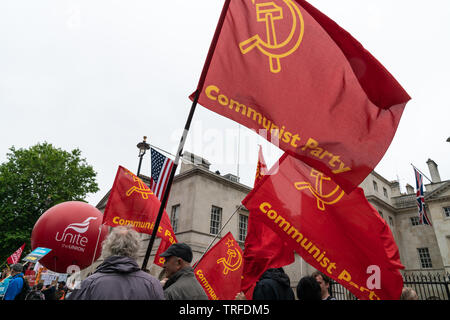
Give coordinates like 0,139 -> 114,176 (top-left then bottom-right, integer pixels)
95,152 -> 450,287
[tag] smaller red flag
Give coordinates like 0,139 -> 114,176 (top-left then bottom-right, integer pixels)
242,152 -> 404,300
241,147 -> 295,299
194,232 -> 243,300
7,243 -> 26,265
154,237 -> 178,268
102,166 -> 176,245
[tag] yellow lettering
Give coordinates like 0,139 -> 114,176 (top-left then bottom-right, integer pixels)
259,202 -> 272,213
205,85 -> 219,101
301,137 -> 319,151
338,269 -> 352,282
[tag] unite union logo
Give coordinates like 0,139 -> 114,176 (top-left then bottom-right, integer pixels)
239,0 -> 305,73
55,217 -> 97,252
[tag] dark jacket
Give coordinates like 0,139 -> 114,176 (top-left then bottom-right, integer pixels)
163,267 -> 208,300
252,268 -> 295,300
68,256 -> 164,300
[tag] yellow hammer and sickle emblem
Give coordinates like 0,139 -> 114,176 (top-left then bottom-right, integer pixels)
216,241 -> 243,275
124,171 -> 153,200
294,169 -> 345,211
239,0 -> 304,73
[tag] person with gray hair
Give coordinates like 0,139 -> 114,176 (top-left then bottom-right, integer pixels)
400,287 -> 419,300
68,226 -> 164,300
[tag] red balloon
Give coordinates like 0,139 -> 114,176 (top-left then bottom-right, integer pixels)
31,201 -> 108,273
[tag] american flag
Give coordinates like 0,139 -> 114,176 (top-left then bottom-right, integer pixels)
150,148 -> 174,201
414,168 -> 432,226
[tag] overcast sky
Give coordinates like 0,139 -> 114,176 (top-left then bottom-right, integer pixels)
1,0 -> 449,206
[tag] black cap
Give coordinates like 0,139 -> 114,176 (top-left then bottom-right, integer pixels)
160,243 -> 193,263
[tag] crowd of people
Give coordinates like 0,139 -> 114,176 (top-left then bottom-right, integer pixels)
1,226 -> 421,301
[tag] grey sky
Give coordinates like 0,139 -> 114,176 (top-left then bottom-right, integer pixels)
1,0 -> 449,206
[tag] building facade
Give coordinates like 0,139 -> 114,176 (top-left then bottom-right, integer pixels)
95,152 -> 450,288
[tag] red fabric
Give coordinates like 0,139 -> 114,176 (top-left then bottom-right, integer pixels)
242,152 -> 404,300
194,232 -> 244,300
102,166 -> 176,245
153,237 -> 178,267
241,146 -> 295,299
192,0 -> 410,193
7,243 -> 25,265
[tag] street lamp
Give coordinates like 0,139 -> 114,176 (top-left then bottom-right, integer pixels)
136,136 -> 150,177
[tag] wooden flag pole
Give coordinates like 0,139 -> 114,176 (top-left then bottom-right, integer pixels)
140,0 -> 231,271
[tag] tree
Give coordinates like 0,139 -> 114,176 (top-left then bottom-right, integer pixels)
0,142 -> 99,263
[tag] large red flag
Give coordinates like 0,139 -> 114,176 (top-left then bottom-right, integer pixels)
192,0 -> 410,193
241,146 -> 295,298
7,243 -> 26,265
194,232 -> 244,300
242,152 -> 404,300
102,166 -> 176,245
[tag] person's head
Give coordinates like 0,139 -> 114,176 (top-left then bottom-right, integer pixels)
11,263 -> 23,276
58,281 -> 66,289
101,225 -> 141,260
312,271 -> 331,299
296,275 -> 322,301
160,243 -> 193,278
400,287 -> 419,300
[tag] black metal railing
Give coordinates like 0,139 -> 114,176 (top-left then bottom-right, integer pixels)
330,271 -> 450,300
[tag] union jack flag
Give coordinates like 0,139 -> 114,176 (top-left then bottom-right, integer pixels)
150,148 -> 174,201
414,168 -> 432,226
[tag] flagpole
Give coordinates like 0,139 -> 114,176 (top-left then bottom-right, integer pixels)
140,0 -> 232,271
89,225 -> 103,275
193,205 -> 243,269
410,163 -> 433,183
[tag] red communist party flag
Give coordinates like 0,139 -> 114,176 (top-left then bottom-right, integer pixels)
242,152 -> 405,300
102,166 -> 176,246
154,237 -> 178,268
194,232 -> 244,300
192,0 -> 410,194
7,243 -> 26,265
241,146 -> 295,298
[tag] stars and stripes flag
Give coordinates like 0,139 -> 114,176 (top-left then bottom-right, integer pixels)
150,148 -> 174,201
414,168 -> 432,226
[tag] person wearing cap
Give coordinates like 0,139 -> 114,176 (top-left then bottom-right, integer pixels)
160,243 -> 208,300
3,263 -> 25,300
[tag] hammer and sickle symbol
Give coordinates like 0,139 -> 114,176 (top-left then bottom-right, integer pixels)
294,169 -> 345,211
239,0 -> 304,73
217,249 -> 243,275
126,176 -> 153,200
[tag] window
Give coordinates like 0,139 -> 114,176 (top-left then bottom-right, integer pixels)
171,205 -> 180,233
373,181 -> 378,192
443,207 -> 450,219
210,206 -> 222,235
238,214 -> 248,242
383,187 -> 388,197
378,210 -> 383,219
410,216 -> 420,226
417,248 -> 433,268
388,216 -> 394,226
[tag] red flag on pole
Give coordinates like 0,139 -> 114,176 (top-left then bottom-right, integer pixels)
242,152 -> 404,300
154,237 -> 178,268
102,166 -> 176,246
194,232 -> 244,300
7,243 -> 26,265
241,146 -> 295,298
192,0 -> 410,194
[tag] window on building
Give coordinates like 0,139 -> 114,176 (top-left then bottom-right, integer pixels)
388,216 -> 394,226
383,187 -> 388,197
171,204 -> 180,233
417,248 -> 433,268
238,214 -> 248,242
443,207 -> 450,219
373,181 -> 378,192
410,216 -> 420,226
378,210 -> 383,219
210,206 -> 222,235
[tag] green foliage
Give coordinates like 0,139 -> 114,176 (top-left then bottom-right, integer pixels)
0,142 -> 99,263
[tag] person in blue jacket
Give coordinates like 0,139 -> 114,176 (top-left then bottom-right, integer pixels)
4,264 -> 24,300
